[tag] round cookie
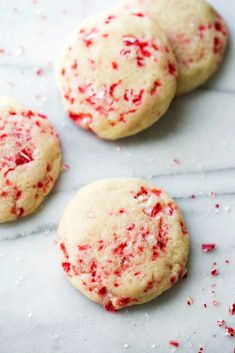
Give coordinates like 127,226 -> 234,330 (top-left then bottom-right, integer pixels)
55,10 -> 177,140
58,178 -> 189,311
120,0 -> 228,95
0,97 -> 61,223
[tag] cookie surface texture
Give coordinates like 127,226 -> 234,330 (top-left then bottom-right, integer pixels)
58,178 -> 189,311
0,97 -> 61,223
120,0 -> 228,95
56,10 -> 177,140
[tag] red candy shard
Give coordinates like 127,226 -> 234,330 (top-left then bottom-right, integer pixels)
78,244 -> 90,251
168,63 -> 177,77
68,112 -> 92,128
187,296 -> 193,305
104,300 -> 116,312
62,262 -> 71,273
113,242 -> 127,255
112,61 -> 118,70
217,319 -> 225,327
229,303 -> 235,316
98,286 -> 107,296
150,203 -> 162,217
60,243 -> 69,259
225,326 -> 235,337
150,80 -> 162,96
211,267 -> 219,276
201,243 -> 216,252
169,340 -> 179,348
15,149 -> 33,166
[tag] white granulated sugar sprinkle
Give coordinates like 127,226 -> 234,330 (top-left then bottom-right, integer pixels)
123,344 -> 129,348
15,47 -> 24,56
16,256 -> 21,262
151,344 -> 156,349
145,312 -> 150,319
224,206 -> 231,213
53,334 -> 59,339
28,312 -> 33,318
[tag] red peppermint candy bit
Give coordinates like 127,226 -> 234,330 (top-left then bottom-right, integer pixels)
82,28 -> 98,47
225,326 -> 235,337
168,63 -> 177,77
211,267 -> 219,276
35,68 -> 43,76
132,12 -> 145,17
150,80 -> 162,96
214,37 -> 222,54
62,262 -> 71,273
187,296 -> 193,305
112,61 -> 118,70
78,244 -> 90,251
201,243 -> 216,252
169,340 -> 179,348
104,300 -> 116,313
109,80 -> 122,97
229,303 -> 235,316
15,149 -> 33,166
68,112 -> 93,128
104,15 -> 116,25
60,243 -> 69,259
151,203 -> 162,217
127,223 -> 135,231
217,319 -> 225,327
98,286 -> 107,296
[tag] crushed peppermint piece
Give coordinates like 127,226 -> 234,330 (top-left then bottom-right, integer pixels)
187,297 -> 193,305
217,319 -> 225,327
212,300 -> 219,306
211,267 -> 219,276
61,163 -> 70,171
169,340 -> 179,348
201,243 -> 216,252
229,304 -> 235,316
225,326 -> 235,337
35,68 -> 43,75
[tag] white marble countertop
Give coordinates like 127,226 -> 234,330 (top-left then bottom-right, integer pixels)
0,1 -> 235,352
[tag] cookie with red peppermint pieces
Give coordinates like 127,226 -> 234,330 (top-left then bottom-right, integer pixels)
0,97 -> 61,223
55,10 -> 177,140
58,178 -> 189,311
120,0 -> 228,95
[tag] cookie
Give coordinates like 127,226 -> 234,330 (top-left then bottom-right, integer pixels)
0,97 -> 61,223
120,0 -> 228,95
58,178 -> 189,311
55,10 -> 177,140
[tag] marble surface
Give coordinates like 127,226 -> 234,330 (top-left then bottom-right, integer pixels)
0,1 -> 235,352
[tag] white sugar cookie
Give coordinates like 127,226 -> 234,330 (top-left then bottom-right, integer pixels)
58,178 -> 189,311
0,97 -> 61,223
120,0 -> 228,95
56,10 -> 177,140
